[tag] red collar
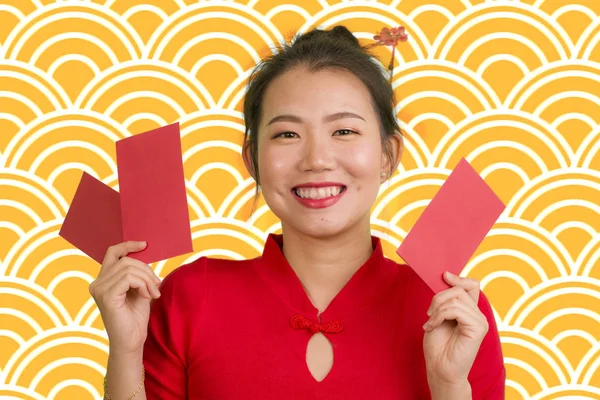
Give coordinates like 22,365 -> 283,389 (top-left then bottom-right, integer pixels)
253,233 -> 399,322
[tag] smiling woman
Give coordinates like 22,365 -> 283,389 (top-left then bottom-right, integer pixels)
248,66 -> 399,240
95,25 -> 506,400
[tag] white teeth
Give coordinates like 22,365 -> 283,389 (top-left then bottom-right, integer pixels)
295,186 -> 343,199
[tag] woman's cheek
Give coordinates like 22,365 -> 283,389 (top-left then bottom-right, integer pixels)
341,144 -> 379,178
259,147 -> 295,194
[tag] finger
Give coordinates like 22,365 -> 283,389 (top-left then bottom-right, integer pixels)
93,260 -> 161,304
427,286 -> 472,316
102,266 -> 161,300
97,270 -> 152,302
443,271 -> 481,304
116,256 -> 162,287
111,271 -> 155,300
423,304 -> 476,333
424,300 -> 486,334
102,241 -> 147,267
429,291 -> 480,322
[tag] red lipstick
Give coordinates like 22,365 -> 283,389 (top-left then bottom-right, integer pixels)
291,183 -> 347,209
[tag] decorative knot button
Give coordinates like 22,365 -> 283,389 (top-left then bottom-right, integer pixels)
290,315 -> 344,334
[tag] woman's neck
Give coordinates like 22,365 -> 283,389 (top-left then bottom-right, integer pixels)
280,220 -> 374,314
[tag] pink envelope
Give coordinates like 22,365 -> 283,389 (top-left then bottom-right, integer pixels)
116,122 -> 193,264
397,158 -> 505,293
59,172 -> 123,264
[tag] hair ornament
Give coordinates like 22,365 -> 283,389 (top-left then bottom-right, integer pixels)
369,26 -> 408,83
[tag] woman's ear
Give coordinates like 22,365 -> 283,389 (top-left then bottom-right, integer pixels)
382,133 -> 403,179
392,133 -> 404,172
242,141 -> 257,181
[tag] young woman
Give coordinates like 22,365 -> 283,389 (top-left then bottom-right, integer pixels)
91,25 -> 505,399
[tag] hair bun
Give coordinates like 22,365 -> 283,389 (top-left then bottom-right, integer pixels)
292,25 -> 361,49
330,25 -> 360,48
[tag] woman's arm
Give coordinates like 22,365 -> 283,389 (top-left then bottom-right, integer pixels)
143,258 -> 208,399
467,291 -> 506,399
100,265 -> 190,400
105,350 -> 147,400
422,272 -> 505,399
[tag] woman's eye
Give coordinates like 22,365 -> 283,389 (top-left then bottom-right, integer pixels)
274,131 -> 298,139
334,129 -> 358,136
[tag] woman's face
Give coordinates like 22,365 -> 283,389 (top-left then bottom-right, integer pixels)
251,66 -> 394,239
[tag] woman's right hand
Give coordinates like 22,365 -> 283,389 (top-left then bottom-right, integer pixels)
89,241 -> 162,356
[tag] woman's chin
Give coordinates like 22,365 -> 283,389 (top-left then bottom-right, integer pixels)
272,201 -> 367,239
286,218 -> 352,239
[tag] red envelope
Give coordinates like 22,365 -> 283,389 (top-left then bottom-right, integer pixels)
59,172 -> 123,264
397,158 -> 505,293
116,122 -> 193,264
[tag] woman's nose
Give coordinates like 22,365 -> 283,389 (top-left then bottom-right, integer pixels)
300,134 -> 335,172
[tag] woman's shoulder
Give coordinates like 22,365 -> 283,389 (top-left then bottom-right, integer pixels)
381,254 -> 424,285
381,255 -> 433,299
159,254 -> 259,290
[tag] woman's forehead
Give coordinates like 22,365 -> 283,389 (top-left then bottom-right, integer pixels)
261,69 -> 373,120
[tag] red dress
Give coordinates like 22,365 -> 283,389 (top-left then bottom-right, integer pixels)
143,233 -> 506,399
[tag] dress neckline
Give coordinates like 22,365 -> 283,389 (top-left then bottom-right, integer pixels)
254,233 -> 399,321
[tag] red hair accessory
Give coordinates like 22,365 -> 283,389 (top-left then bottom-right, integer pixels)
290,315 -> 344,334
371,26 -> 408,83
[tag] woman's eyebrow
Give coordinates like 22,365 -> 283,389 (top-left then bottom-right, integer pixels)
266,112 -> 366,126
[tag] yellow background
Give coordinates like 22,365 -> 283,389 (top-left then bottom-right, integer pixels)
1,1 -> 599,399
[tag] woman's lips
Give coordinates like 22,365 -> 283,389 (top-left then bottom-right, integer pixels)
292,186 -> 347,209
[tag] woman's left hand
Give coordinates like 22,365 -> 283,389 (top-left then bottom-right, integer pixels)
422,271 -> 489,386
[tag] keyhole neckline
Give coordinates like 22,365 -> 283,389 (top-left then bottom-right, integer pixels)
290,314 -> 344,334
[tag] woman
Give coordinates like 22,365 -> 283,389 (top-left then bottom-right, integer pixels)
91,25 -> 505,399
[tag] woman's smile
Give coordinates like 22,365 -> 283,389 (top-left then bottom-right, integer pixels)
291,182 -> 348,209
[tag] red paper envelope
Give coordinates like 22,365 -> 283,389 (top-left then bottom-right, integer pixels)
116,122 -> 193,264
397,158 -> 505,293
59,172 -> 123,264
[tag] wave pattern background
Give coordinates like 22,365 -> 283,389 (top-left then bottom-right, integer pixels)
0,1 -> 599,399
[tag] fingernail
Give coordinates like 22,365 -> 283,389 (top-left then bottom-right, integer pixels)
423,322 -> 429,330
138,241 -> 146,245
445,271 -> 454,278
427,308 -> 432,316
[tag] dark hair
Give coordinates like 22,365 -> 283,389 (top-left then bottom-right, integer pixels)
242,25 -> 402,215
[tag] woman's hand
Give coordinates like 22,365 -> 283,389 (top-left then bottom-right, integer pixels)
89,241 -> 162,356
422,271 -> 489,388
